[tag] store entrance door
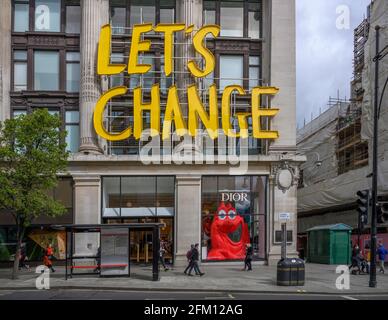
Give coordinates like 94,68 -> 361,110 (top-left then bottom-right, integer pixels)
130,230 -> 153,264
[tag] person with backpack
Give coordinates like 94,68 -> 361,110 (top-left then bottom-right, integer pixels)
184,244 -> 194,274
377,242 -> 388,274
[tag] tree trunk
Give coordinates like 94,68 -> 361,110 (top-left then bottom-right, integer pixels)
11,224 -> 25,280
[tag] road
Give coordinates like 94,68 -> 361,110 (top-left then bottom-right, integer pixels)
0,289 -> 388,300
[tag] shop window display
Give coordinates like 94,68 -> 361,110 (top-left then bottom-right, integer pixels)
201,176 -> 267,261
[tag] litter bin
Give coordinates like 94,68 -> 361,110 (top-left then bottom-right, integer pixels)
277,258 -> 305,286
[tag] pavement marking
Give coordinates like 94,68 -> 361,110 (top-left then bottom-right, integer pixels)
341,296 -> 359,300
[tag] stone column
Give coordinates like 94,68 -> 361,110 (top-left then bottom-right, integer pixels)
73,176 -> 101,257
175,175 -> 202,266
79,0 -> 109,154
0,0 -> 12,122
268,0 -> 296,153
175,0 -> 203,154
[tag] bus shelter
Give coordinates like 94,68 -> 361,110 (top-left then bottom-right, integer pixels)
52,223 -> 162,281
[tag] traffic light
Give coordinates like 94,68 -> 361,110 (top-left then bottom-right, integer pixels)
357,190 -> 370,229
377,202 -> 388,224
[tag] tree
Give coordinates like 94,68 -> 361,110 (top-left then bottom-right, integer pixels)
0,109 -> 69,279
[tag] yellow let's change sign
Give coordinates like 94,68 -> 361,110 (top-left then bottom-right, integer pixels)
94,23 -> 280,141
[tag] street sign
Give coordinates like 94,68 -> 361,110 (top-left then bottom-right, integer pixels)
279,212 -> 291,221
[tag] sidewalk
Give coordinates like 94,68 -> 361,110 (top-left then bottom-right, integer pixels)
0,263 -> 387,294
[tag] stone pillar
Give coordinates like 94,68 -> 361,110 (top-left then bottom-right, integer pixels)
175,175 -> 202,266
268,0 -> 296,153
73,176 -> 101,257
0,0 -> 12,122
79,0 -> 109,154
175,0 -> 203,154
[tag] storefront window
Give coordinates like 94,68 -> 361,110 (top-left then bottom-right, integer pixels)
201,176 -> 267,261
102,176 -> 175,218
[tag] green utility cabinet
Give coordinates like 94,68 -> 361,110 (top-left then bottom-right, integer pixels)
307,224 -> 352,265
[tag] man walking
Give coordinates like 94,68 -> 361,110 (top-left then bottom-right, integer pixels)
184,244 -> 194,274
187,244 -> 204,276
377,242 -> 388,274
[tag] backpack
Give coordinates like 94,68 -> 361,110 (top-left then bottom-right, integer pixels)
186,250 -> 192,260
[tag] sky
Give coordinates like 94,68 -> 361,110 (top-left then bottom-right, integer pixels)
296,0 -> 371,128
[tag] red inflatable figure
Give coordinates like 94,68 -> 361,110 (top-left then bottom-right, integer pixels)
207,202 -> 250,260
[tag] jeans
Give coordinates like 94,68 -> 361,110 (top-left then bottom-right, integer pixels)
379,260 -> 385,272
188,260 -> 201,275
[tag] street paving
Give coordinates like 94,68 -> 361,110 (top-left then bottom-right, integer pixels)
0,263 -> 387,298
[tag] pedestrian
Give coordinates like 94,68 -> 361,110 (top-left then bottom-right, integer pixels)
94,246 -> 101,273
43,243 -> 55,273
187,243 -> 204,276
243,243 -> 253,271
349,244 -> 361,273
18,243 -> 30,271
159,240 -> 169,271
184,244 -> 194,275
377,242 -> 388,274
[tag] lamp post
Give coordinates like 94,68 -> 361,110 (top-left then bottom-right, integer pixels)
370,25 -> 380,288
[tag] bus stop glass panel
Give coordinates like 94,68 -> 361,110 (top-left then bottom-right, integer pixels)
100,228 -> 129,276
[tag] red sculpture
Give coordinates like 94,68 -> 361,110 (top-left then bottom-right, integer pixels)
207,202 -> 250,260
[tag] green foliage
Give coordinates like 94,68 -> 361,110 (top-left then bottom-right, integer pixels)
0,109 -> 69,227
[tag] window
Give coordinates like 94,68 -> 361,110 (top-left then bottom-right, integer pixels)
130,54 -> 155,89
160,0 -> 175,23
130,0 -> 155,26
66,52 -> 80,92
102,176 -> 175,218
204,0 -> 262,39
65,111 -> 80,153
249,56 -> 260,90
35,0 -> 61,32
203,1 -> 216,24
111,6 -> 127,34
110,53 -> 125,87
248,1 -> 261,39
219,55 -> 243,91
13,50 -> 27,91
34,51 -> 59,91
12,109 -> 28,118
14,1 -> 29,32
65,3 -> 81,33
220,1 -> 243,37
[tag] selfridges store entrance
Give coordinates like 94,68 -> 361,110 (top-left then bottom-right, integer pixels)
102,176 -> 175,264
201,176 -> 267,262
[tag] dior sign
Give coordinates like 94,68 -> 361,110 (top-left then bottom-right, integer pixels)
221,192 -> 249,202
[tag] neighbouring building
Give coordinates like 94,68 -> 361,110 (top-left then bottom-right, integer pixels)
297,0 -> 388,258
0,0 -> 302,267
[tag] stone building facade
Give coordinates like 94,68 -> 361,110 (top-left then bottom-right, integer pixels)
0,0 -> 302,266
